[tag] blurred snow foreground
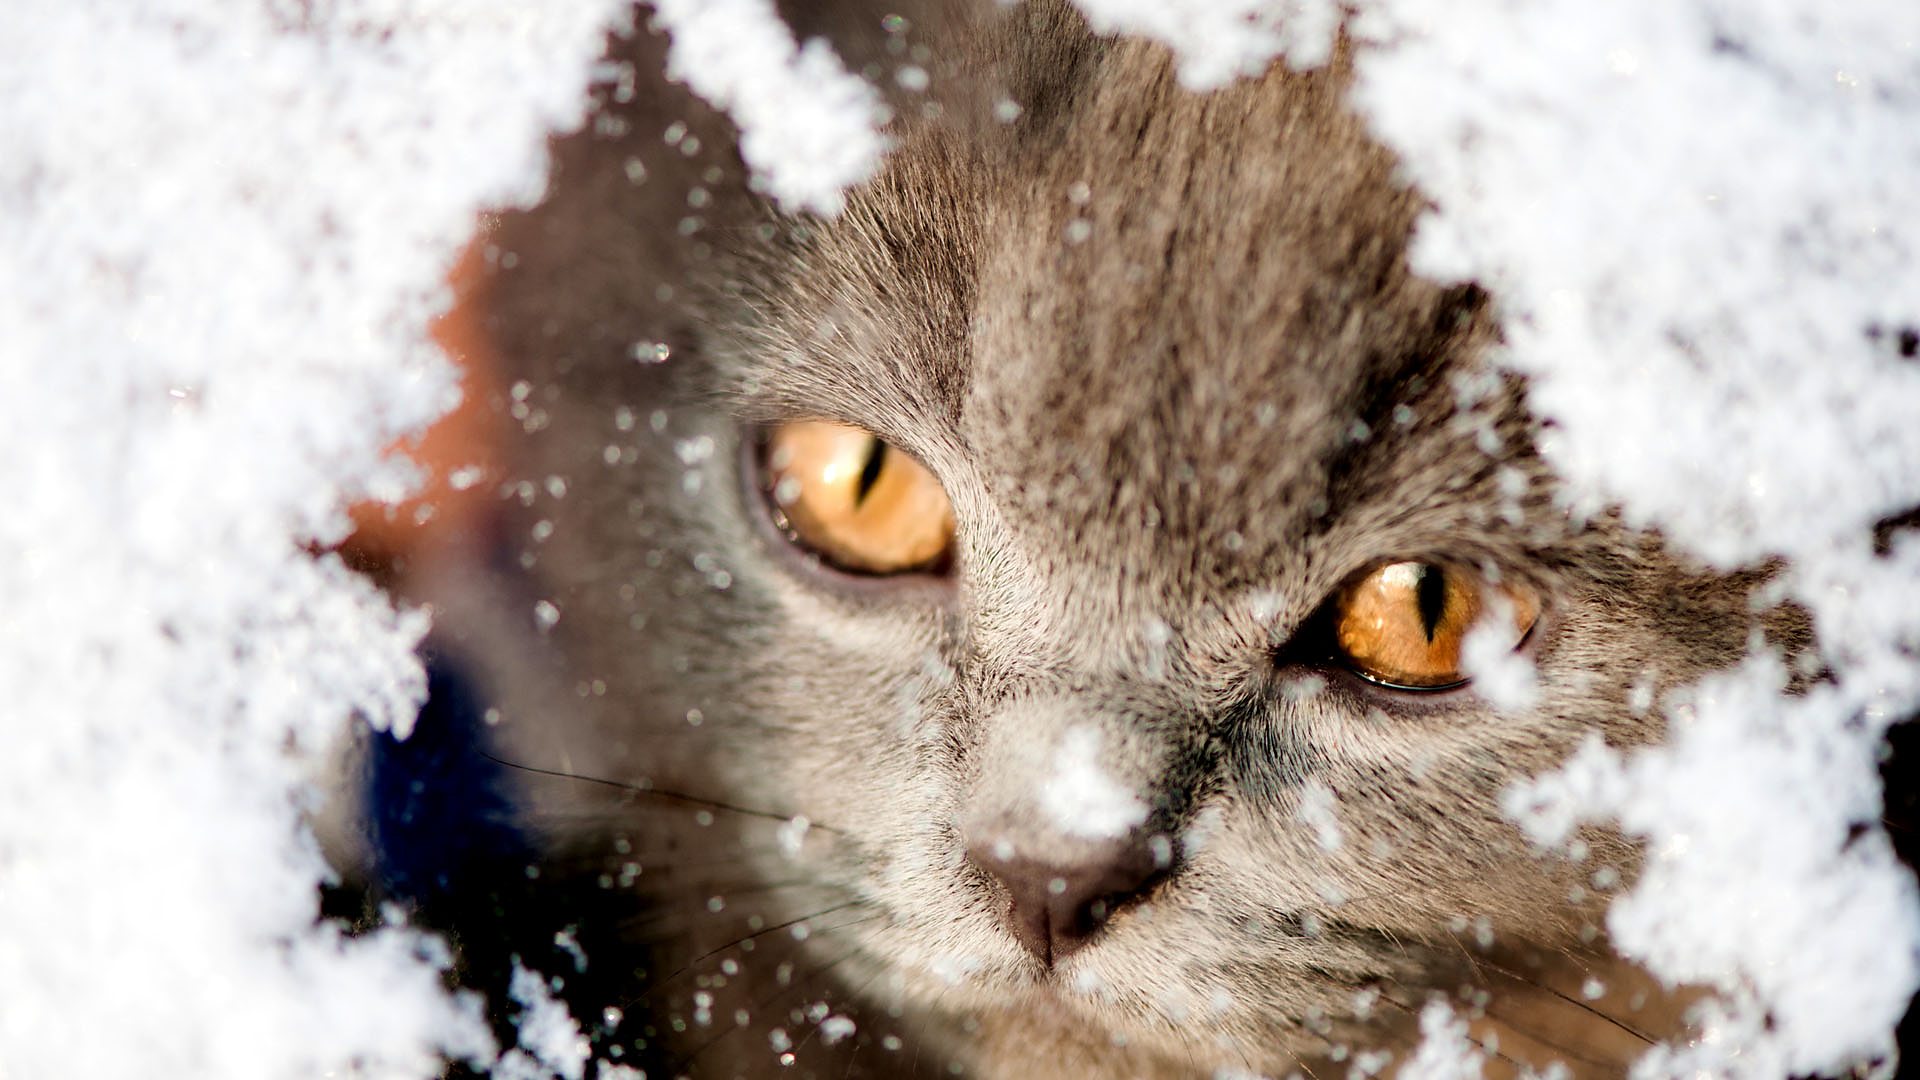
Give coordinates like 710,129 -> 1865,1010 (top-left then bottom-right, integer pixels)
1,0 -> 1916,1077
0,1 -> 625,1075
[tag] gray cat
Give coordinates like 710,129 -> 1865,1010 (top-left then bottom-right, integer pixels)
409,2 -> 1799,1076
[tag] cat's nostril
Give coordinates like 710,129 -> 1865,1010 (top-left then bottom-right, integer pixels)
966,833 -> 1168,967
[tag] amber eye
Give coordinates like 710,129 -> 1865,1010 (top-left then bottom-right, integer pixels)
760,420 -> 955,575
1331,561 -> 1540,690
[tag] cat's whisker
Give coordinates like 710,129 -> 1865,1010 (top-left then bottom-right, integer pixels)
1316,867 -> 1529,911
475,747 -> 846,834
1215,1015 -> 1275,1080
607,891 -> 867,970
1464,950 -> 1657,1048
580,844 -> 838,881
1369,987 -> 1540,1079
831,953 -> 901,1080
1441,930 -> 1497,988
554,867 -> 817,924
625,907 -> 875,1006
662,926 -> 884,1076
608,892 -> 842,950
1477,1002 -> 1632,1074
674,875 -> 839,901
775,945 -> 875,1053
649,898 -> 869,990
903,976 -> 963,1079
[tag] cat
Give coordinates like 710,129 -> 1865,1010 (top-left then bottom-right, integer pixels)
369,2 -> 1811,1076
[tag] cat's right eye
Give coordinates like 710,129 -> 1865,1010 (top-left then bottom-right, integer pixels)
759,420 -> 955,576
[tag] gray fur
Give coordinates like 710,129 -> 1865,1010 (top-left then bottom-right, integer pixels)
433,3 -> 1792,1076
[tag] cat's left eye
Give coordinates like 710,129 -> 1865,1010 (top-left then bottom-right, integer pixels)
759,420 -> 955,576
1330,560 -> 1540,691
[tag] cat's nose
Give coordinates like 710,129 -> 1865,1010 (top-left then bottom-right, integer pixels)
966,832 -> 1168,966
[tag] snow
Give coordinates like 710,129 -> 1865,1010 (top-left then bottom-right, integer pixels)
1348,0 -> 1920,571
1294,778 -> 1344,851
1043,727 -> 1150,840
1505,662 -> 1920,1076
649,0 -> 889,214
0,0 -> 621,1076
819,1014 -> 859,1045
777,813 -> 814,857
503,963 -> 592,1080
1460,601 -> 1540,711
1070,0 -> 1342,89
8,0 -> 1917,1077
1398,1002 -> 1488,1080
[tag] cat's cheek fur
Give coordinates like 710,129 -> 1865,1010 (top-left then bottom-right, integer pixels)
706,512 -> 1729,1077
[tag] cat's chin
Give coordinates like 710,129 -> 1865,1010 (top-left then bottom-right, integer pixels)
913,980 -> 1340,1080
866,944 -> 1348,1078
844,911 -> 1698,1080
873,980 -> 1222,1079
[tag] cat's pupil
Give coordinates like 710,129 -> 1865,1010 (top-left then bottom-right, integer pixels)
1415,563 -> 1448,642
854,438 -> 887,506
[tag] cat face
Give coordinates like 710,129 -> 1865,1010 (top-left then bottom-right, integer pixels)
474,5 -> 1776,1076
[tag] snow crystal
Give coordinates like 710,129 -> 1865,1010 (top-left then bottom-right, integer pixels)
1348,0 -> 1920,571
1071,0 -> 1343,89
1460,602 -> 1540,711
777,814 -> 813,857
1042,727 -> 1150,840
650,0 -> 889,214
1294,778 -> 1344,851
1507,660 -> 1920,1076
0,0 -> 621,1076
819,1014 -> 858,1045
1398,1001 -> 1487,1080
509,963 -> 592,1080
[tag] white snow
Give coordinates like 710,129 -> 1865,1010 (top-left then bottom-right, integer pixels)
1042,727 -> 1150,840
0,0 -> 622,1077
819,1014 -> 858,1045
1505,661 -> 1920,1077
649,0 -> 889,214
777,814 -> 813,857
506,963 -> 593,1080
1398,1001 -> 1488,1080
1070,0 -> 1342,89
1294,778 -> 1344,851
1347,0 -> 1920,572
1460,600 -> 1540,711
